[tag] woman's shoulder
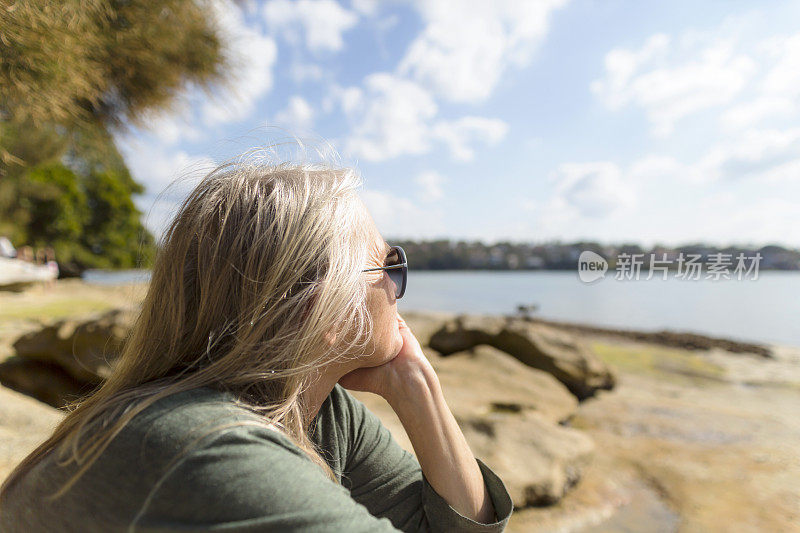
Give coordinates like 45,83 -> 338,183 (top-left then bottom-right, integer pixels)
313,383 -> 367,438
125,384 -> 370,458
0,388 -> 304,532
321,384 -> 372,421
121,386 -> 297,453
310,384 -> 386,470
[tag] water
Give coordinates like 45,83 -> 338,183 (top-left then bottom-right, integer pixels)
82,269 -> 151,285
396,271 -> 800,348
83,269 -> 800,347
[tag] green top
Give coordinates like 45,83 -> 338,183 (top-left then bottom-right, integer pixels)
1,384 -> 513,532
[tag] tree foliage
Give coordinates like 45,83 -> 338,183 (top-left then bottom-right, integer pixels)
0,0 -> 228,135
9,162 -> 155,270
0,0 -> 230,272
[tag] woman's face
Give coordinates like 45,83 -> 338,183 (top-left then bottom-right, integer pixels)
357,201 -> 404,367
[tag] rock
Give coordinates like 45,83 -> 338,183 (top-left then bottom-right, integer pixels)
351,390 -> 595,509
1,305 -> 597,509
0,357 -> 91,408
430,315 -> 616,400
350,346 -> 593,508
0,385 -> 64,481
11,307 -> 138,384
432,346 -> 578,424
459,411 -> 595,507
400,310 -> 454,347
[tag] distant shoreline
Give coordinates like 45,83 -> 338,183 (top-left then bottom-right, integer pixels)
3,278 -> 789,356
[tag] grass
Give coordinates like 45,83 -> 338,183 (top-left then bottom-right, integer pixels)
0,298 -> 119,321
591,340 -> 727,383
0,280 -> 145,323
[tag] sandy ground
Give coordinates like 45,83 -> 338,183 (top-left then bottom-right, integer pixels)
510,338 -> 800,533
1,280 -> 798,532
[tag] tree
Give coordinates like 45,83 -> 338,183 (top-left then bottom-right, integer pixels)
15,163 -> 87,248
12,162 -> 155,271
80,169 -> 155,269
0,0 -> 228,137
0,0 -> 231,272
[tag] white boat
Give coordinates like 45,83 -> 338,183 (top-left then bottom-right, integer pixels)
0,256 -> 58,290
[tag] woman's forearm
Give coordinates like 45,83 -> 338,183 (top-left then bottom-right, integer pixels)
383,364 -> 496,524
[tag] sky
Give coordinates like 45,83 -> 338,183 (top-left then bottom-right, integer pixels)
116,0 -> 800,249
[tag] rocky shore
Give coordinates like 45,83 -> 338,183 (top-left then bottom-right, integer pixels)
1,280 -> 798,531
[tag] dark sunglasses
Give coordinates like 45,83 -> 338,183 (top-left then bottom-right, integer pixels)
362,245 -> 407,299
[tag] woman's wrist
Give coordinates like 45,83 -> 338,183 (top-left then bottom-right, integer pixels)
381,353 -> 441,411
379,350 -> 496,524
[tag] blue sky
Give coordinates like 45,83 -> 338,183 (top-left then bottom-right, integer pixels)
117,0 -> 800,248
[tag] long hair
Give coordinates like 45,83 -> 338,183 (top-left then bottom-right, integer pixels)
1,154 -> 375,499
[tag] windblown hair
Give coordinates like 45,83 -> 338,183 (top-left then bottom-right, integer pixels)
1,155 -> 376,500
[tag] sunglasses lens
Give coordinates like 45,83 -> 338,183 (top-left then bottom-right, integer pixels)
385,248 -> 399,266
384,247 -> 405,299
387,268 -> 403,298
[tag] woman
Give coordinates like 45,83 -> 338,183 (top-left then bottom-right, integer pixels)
0,160 -> 513,531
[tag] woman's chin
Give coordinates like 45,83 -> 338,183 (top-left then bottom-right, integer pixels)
361,348 -> 398,368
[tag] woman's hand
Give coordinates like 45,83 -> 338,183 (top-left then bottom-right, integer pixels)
338,311 -> 437,403
338,312 -> 497,524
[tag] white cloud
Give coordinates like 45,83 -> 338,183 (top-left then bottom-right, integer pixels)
323,84 -> 364,115
116,137 -> 218,238
351,0 -> 378,16
627,154 -> 707,184
201,1 -> 277,126
117,138 -> 216,195
583,21 -> 800,244
432,117 -> 508,161
697,128 -> 800,183
338,73 -> 508,161
289,62 -> 325,84
415,171 -> 446,202
138,107 -> 202,146
592,20 -> 800,139
759,33 -> 800,98
611,130 -> 800,189
263,0 -> 358,53
322,1 -> 533,162
360,189 -> 446,239
717,32 -> 800,130
342,73 -> 438,161
550,161 -> 636,218
399,0 -> 569,103
720,96 -> 796,131
275,96 -> 315,131
591,33 -> 756,137
694,194 -> 800,246
590,33 -> 672,110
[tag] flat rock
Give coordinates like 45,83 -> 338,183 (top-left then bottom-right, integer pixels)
432,346 -> 578,424
11,307 -> 137,384
430,314 -> 616,400
0,385 -> 63,482
459,411 -> 595,507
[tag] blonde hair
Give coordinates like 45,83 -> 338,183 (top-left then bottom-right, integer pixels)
1,153 -> 376,499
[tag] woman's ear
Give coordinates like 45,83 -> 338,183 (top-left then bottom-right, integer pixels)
324,329 -> 337,347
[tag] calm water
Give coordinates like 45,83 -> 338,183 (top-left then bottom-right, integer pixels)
397,271 -> 800,348
83,269 -> 800,347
